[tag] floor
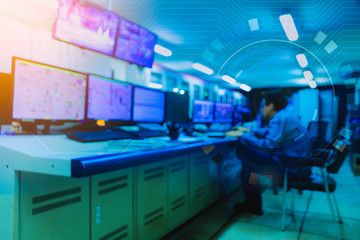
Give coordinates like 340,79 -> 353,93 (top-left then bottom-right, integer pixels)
167,156 -> 360,240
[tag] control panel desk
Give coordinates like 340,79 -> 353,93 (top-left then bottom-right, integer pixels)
0,135 -> 238,240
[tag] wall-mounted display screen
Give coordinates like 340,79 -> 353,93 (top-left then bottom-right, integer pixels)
87,75 -> 132,121
214,102 -> 233,123
54,0 -> 120,55
133,87 -> 165,122
192,100 -> 214,123
12,58 -> 87,121
114,18 -> 157,68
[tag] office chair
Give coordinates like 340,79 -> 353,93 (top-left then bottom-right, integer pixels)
307,120 -> 330,150
280,140 -> 351,240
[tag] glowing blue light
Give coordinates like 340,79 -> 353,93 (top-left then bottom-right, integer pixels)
192,63 -> 214,75
303,71 -> 313,81
279,14 -> 298,41
296,54 -> 308,68
309,80 -> 317,88
240,84 -> 251,92
221,75 -> 236,85
148,83 -> 163,89
154,44 -> 172,57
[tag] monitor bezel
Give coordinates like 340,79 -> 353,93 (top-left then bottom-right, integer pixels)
131,85 -> 165,123
214,102 -> 233,123
11,56 -> 88,124
86,73 -> 133,122
113,17 -> 158,68
52,0 -> 120,57
192,99 -> 215,124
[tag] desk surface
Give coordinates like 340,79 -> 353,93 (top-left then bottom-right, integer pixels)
0,134 -> 237,178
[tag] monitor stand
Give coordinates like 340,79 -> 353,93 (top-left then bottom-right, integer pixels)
41,122 -> 51,135
20,121 -> 37,134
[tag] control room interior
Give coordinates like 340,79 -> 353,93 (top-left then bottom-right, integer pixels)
0,0 -> 360,240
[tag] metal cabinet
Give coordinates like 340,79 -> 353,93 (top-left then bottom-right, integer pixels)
91,168 -> 134,240
189,151 -> 210,215
19,172 -> 90,240
136,161 -> 168,240
168,156 -> 189,230
208,160 -> 221,205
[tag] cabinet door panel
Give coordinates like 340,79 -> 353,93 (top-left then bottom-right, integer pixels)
91,168 -> 133,240
168,157 -> 188,229
19,172 -> 89,240
137,161 -> 167,240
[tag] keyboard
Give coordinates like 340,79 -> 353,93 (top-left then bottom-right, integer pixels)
132,131 -> 169,138
60,123 -> 105,133
207,132 -> 226,138
66,130 -> 140,142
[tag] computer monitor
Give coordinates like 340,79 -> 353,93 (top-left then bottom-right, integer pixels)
132,86 -> 165,123
114,18 -> 157,68
12,57 -> 87,121
165,92 -> 189,124
87,75 -> 132,121
233,105 -> 251,124
214,102 -> 233,123
54,0 -> 120,56
192,100 -> 214,123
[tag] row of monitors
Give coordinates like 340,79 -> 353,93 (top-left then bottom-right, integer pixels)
11,57 -> 248,124
11,57 -> 187,123
54,0 -> 157,68
193,101 -> 251,124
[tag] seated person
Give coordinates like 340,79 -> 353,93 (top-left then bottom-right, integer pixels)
226,92 -> 310,215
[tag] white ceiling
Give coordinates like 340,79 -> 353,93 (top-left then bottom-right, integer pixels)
108,0 -> 360,89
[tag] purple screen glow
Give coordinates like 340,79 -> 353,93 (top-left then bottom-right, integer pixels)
214,102 -> 233,123
87,75 -> 132,121
12,59 -> 87,120
114,18 -> 157,68
54,0 -> 119,55
133,87 -> 165,122
192,100 -> 214,123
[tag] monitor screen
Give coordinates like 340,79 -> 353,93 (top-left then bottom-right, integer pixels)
114,18 -> 157,68
12,58 -> 87,121
233,105 -> 251,124
192,100 -> 214,123
214,102 -> 233,123
133,87 -> 165,122
165,92 -> 189,124
87,75 -> 132,121
54,0 -> 120,55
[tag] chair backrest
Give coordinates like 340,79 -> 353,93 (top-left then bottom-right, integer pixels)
307,121 -> 329,149
326,139 -> 351,174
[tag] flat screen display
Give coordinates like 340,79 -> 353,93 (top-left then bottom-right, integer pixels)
54,0 -> 120,55
192,100 -> 214,123
233,105 -> 251,124
87,75 -> 132,121
114,18 -> 157,68
165,92 -> 189,124
133,87 -> 165,122
12,58 -> 87,120
214,102 -> 233,123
